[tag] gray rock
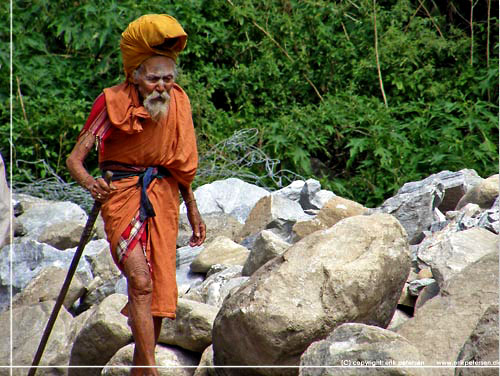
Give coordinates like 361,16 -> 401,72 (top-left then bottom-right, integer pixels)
184,265 -> 247,308
0,238 -> 95,312
273,180 -> 306,202
414,281 -> 440,311
177,245 -> 204,267
114,276 -> 127,295
397,169 -> 482,213
299,178 -> 335,211
16,200 -> 87,240
456,174 -> 499,210
396,252 -> 498,374
212,214 -> 411,375
0,301 -> 73,376
177,263 -> 205,297
455,304 -> 499,375
398,283 -> 416,308
206,264 -> 229,277
447,201 -> 500,235
417,227 -> 498,286
307,189 -> 336,212
11,266 -> 85,310
38,220 -> 87,250
177,213 -> 244,248
190,236 -> 249,274
179,178 -> 269,223
68,307 -> 94,346
79,243 -> 122,310
237,194 -> 311,242
242,230 -> 291,276
158,298 -> 219,352
12,193 -> 50,215
376,183 -> 444,245
69,294 -> 132,376
193,345 -> 215,376
408,278 -> 436,297
476,205 -> 499,234
93,214 -> 107,240
102,343 -> 200,376
299,323 -> 425,376
387,309 -> 412,331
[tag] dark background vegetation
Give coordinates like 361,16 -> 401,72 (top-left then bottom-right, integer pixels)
0,0 -> 498,207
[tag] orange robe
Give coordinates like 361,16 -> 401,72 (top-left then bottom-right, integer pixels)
98,81 -> 198,318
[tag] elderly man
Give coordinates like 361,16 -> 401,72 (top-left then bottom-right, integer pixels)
66,14 -> 206,375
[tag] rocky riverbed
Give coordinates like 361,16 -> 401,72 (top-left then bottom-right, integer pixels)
0,170 -> 498,376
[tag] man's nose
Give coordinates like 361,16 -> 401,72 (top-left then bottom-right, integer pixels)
156,79 -> 167,92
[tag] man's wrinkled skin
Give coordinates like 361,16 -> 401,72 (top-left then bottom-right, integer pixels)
66,56 -> 206,376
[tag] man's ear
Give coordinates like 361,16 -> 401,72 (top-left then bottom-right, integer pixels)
131,70 -> 140,84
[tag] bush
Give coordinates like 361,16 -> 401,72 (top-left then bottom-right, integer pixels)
1,0 -> 498,206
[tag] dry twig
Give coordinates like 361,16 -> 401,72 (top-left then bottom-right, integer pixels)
373,0 -> 388,107
16,76 -> 28,123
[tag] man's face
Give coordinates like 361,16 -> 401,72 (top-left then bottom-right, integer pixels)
132,56 -> 176,122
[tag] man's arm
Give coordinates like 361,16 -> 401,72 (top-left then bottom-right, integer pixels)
66,131 -> 112,202
179,183 -> 206,246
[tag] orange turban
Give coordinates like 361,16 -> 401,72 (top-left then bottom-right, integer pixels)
120,14 -> 187,82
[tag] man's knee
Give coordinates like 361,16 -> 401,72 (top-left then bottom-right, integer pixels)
128,267 -> 153,296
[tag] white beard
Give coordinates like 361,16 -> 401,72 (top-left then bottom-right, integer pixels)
143,90 -> 170,123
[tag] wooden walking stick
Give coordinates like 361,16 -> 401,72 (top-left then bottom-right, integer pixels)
28,171 -> 113,376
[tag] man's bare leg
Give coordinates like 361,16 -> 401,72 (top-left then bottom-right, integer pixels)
123,245 -> 159,376
131,317 -> 163,376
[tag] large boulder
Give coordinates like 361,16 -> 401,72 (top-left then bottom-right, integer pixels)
212,213 -> 411,375
0,301 -> 74,376
11,266 -> 85,310
293,196 -> 367,241
179,178 -> 269,223
299,323 -> 425,376
242,230 -> 291,276
158,298 -> 219,353
396,252 -> 498,375
455,304 -> 499,376
417,227 -> 498,286
237,194 -> 311,242
68,294 -> 132,376
190,236 -> 249,273
102,343 -> 200,376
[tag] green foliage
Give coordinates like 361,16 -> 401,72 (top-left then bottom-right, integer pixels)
1,0 -> 498,207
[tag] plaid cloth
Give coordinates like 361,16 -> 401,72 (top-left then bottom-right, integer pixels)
79,93 -> 113,156
116,211 -> 149,270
